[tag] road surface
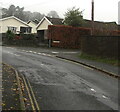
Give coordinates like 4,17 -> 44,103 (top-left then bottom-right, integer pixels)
2,46 -> 119,111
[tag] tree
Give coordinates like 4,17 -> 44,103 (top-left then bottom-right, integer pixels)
15,6 -> 25,21
2,4 -> 45,22
7,5 -> 16,16
64,7 -> 84,27
31,12 -> 44,21
47,11 -> 59,18
2,8 -> 8,18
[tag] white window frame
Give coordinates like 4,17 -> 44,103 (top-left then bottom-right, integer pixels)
7,26 -> 17,33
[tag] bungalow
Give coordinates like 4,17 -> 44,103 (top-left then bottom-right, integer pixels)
27,20 -> 38,34
36,16 -> 63,44
0,16 -> 32,34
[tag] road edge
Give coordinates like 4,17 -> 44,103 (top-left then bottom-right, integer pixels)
56,56 -> 120,79
2,63 -> 41,111
14,69 -> 26,110
2,63 -> 26,110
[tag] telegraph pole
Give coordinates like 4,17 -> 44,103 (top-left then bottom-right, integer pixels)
91,0 -> 94,35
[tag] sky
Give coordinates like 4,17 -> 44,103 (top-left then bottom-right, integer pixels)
0,0 -> 119,23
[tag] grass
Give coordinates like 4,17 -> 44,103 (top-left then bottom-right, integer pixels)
79,53 -> 120,67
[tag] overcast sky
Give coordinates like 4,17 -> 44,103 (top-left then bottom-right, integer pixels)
0,0 -> 119,23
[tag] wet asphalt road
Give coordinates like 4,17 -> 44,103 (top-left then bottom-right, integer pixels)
2,46 -> 119,111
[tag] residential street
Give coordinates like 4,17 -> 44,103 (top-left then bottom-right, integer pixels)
2,46 -> 119,110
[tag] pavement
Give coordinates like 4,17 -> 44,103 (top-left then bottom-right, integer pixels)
2,63 -> 35,111
2,63 -> 21,111
57,53 -> 119,78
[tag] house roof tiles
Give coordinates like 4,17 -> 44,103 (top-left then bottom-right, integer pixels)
45,16 -> 63,25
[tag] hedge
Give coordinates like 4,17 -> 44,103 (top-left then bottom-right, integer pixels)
93,29 -> 120,36
81,36 -> 120,60
48,25 -> 91,48
3,33 -> 38,46
48,25 -> 120,49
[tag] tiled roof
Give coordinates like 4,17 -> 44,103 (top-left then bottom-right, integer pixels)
84,19 -> 118,30
27,20 -> 39,25
33,19 -> 39,24
45,16 -> 63,25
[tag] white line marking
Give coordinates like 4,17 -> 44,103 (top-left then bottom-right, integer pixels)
6,47 -> 11,48
102,95 -> 108,99
29,51 -> 33,53
63,52 -> 78,54
52,52 -> 59,54
38,53 -> 41,55
14,54 -> 20,56
33,52 -> 37,54
90,88 -> 96,92
42,53 -> 46,56
47,54 -> 52,56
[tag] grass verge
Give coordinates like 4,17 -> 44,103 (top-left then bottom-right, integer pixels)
79,53 -> 120,67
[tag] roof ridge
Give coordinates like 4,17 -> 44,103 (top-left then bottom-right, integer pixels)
0,16 -> 31,27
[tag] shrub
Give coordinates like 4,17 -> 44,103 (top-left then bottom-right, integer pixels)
6,30 -> 15,40
14,35 -> 23,40
20,34 -> 36,40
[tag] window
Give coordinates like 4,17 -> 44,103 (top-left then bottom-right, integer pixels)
20,27 -> 32,34
8,27 -> 17,33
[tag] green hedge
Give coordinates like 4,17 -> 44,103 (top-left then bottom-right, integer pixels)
81,36 -> 120,60
19,34 -> 37,40
10,39 -> 38,46
3,33 -> 38,46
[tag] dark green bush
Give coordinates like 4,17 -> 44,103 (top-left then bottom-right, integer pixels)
19,34 -> 37,40
81,36 -> 119,60
6,30 -> 15,40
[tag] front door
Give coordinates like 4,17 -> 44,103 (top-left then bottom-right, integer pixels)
37,30 -> 44,43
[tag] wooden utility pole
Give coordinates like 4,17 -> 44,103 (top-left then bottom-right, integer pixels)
91,0 -> 94,35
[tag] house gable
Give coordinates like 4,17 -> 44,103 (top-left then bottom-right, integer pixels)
36,17 -> 53,30
27,20 -> 37,26
27,21 -> 37,33
0,16 -> 31,33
